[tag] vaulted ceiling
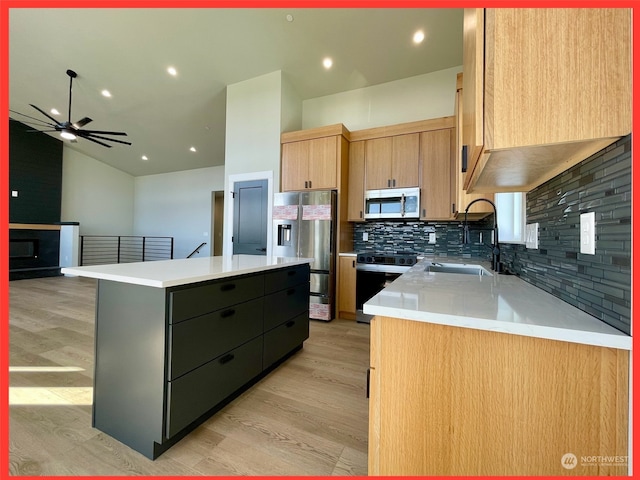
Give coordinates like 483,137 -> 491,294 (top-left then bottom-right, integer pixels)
9,8 -> 463,176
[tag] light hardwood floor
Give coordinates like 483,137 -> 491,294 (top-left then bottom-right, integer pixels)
9,275 -> 370,476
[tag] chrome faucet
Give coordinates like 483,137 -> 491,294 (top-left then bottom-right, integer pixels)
463,198 -> 501,272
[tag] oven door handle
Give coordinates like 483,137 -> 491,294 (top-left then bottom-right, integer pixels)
400,193 -> 406,217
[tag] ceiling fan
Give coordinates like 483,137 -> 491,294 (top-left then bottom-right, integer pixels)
10,69 -> 131,148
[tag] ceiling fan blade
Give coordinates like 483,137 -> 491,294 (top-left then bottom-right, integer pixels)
26,129 -> 59,133
9,110 -> 58,127
81,132 -> 132,146
81,136 -> 112,148
79,129 -> 128,136
74,117 -> 92,128
30,104 -> 62,125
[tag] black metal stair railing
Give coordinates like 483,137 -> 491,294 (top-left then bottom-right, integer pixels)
80,235 -> 174,266
186,242 -> 207,258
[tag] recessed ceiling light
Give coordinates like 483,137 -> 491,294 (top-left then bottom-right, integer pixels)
141,155 -> 148,161
323,57 -> 333,69
167,66 -> 178,76
190,146 -> 196,152
101,89 -> 112,98
50,108 -> 60,115
413,30 -> 425,44
286,14 -> 294,22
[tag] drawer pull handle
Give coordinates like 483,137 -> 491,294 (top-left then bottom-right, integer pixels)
287,289 -> 295,296
285,320 -> 295,328
220,353 -> 235,365
221,309 -> 235,318
220,284 -> 236,292
287,270 -> 297,276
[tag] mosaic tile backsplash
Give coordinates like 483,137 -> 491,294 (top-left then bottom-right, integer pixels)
353,134 -> 631,335
501,135 -> 631,335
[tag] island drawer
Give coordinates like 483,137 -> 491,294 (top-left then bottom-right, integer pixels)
166,335 -> 263,438
169,274 -> 264,324
168,297 -> 264,380
263,283 -> 309,331
263,311 -> 309,369
264,264 -> 309,295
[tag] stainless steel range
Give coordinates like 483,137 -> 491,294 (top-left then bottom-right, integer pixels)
356,251 -> 418,323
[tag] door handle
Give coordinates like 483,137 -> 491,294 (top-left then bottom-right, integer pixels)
308,180 -> 312,188
220,309 -> 235,318
220,283 -> 236,292
219,353 -> 235,365
285,320 -> 295,328
461,145 -> 468,173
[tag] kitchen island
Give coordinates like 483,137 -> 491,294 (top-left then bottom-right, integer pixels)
364,258 -> 630,476
62,255 -> 312,459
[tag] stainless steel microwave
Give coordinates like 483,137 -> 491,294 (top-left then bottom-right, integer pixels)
364,187 -> 420,220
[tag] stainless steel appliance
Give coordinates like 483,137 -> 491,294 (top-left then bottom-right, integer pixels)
273,190 -> 337,321
356,251 -> 418,323
364,187 -> 420,220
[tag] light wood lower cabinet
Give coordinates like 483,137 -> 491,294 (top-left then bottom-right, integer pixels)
369,316 -> 629,476
337,256 -> 357,320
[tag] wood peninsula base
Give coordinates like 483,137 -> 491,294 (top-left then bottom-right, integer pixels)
368,316 -> 629,476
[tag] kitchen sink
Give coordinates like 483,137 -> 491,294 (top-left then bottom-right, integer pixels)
425,262 -> 493,276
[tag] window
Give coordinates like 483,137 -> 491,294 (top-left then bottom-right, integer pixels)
496,192 -> 526,243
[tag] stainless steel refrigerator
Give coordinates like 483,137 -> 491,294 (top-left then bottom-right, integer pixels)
272,190 -> 336,321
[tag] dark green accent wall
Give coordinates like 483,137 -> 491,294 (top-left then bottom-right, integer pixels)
9,118 -> 63,223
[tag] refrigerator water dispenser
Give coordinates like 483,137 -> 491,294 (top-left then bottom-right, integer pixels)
278,224 -> 292,246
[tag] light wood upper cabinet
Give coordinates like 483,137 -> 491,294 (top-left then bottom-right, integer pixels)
281,141 -> 309,192
281,136 -> 338,191
365,134 -> 419,190
364,137 -> 392,190
463,8 -> 631,193
462,8 -> 485,181
391,134 -> 420,188
456,73 -> 493,218
348,141 -> 365,222
419,129 -> 454,221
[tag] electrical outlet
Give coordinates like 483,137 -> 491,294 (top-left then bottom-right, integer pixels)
428,232 -> 436,244
363,232 -> 368,241
580,212 -> 596,255
11,190 -> 18,197
525,223 -> 539,249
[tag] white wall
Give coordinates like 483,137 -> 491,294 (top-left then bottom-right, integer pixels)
223,70 -> 290,256
134,165 -> 225,258
224,70 -> 284,181
61,147 -> 135,235
302,66 -> 462,130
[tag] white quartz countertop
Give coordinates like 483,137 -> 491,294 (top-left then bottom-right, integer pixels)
363,257 -> 631,350
61,255 -> 312,288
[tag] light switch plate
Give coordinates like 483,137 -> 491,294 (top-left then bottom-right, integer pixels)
11,190 -> 18,197
428,232 -> 436,244
580,212 -> 596,255
363,232 -> 368,241
525,223 -> 539,249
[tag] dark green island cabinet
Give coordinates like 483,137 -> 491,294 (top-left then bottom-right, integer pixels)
63,256 -> 311,459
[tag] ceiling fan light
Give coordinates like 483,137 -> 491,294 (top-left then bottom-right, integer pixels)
60,130 -> 77,140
